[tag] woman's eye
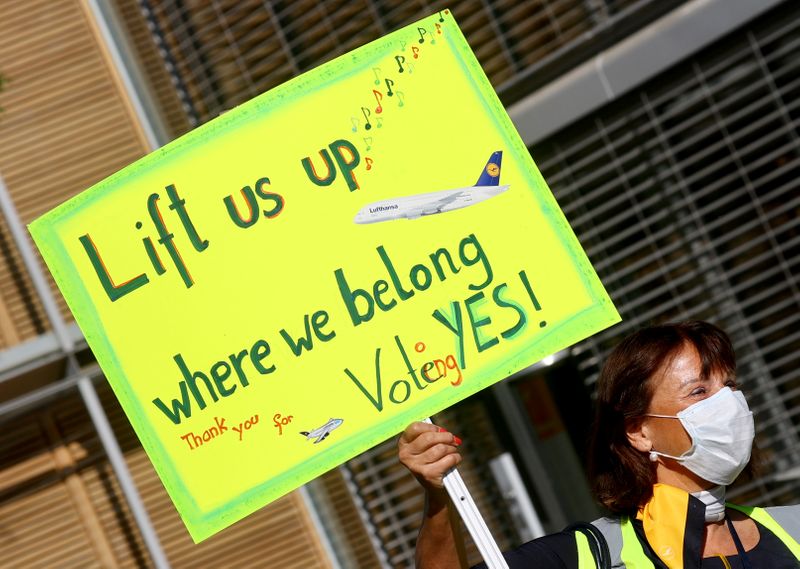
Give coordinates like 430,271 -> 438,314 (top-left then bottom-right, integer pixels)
726,380 -> 738,390
690,387 -> 706,396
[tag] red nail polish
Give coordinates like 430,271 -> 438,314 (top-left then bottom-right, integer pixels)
453,436 -> 462,446
437,427 -> 447,433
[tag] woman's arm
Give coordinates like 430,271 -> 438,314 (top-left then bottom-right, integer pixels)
398,421 -> 468,569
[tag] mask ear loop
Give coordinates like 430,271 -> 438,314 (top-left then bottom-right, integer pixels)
644,414 -> 694,463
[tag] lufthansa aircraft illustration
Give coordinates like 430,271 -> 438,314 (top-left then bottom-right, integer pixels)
354,150 -> 509,224
300,418 -> 343,444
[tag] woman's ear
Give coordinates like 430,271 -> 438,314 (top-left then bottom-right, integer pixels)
626,417 -> 652,453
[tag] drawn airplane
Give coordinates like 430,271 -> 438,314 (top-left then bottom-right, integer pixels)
300,418 -> 344,444
354,150 -> 510,224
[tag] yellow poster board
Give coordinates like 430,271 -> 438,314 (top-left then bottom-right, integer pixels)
30,11 -> 619,541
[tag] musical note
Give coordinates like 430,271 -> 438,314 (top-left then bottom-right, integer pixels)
385,78 -> 395,96
376,117 -> 383,128
408,63 -> 414,74
417,27 -> 427,43
438,10 -> 445,22
436,23 -> 442,34
399,40 -> 407,51
395,55 -> 405,73
361,107 -> 372,130
366,157 -> 374,171
373,89 -> 383,113
350,117 -> 358,132
412,46 -> 420,59
396,91 -> 405,108
372,67 -> 381,85
363,137 -> 373,151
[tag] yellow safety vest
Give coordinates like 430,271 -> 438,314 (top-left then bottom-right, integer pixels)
576,505 -> 800,568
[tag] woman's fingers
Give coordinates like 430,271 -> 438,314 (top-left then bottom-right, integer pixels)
398,422 -> 462,489
421,449 -> 463,476
418,441 -> 459,464
399,421 -> 438,444
400,422 -> 459,452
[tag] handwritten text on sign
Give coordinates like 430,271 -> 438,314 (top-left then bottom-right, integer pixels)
30,11 -> 619,542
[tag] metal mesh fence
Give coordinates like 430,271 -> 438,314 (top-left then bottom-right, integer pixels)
133,0 -> 673,131
532,0 -> 800,505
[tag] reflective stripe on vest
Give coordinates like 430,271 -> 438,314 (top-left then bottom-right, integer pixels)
576,504 -> 800,568
576,530 -> 597,569
619,517 -> 654,568
575,517 -> 654,569
727,504 -> 800,561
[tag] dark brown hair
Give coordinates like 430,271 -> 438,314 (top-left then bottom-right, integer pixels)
587,320 -> 745,514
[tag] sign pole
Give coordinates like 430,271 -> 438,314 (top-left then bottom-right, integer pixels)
425,419 -> 510,569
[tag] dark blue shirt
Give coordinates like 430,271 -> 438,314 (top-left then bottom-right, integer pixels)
471,519 -> 799,569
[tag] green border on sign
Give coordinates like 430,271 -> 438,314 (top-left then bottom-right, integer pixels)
29,12 -> 620,541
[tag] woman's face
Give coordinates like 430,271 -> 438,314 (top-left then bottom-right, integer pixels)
635,342 -> 736,488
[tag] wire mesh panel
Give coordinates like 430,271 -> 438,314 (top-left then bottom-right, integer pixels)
127,0 -> 670,134
532,0 -> 800,506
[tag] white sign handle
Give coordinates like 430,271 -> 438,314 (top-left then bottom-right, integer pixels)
425,418 -> 510,569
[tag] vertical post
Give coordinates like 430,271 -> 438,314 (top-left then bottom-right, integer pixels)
0,173 -> 171,569
443,468 -> 510,569
297,484 -> 344,569
491,381 -> 568,530
83,0 -> 164,149
425,418 -> 510,569
78,376 -> 171,569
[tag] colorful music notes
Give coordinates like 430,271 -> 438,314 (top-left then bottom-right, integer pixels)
373,89 -> 383,113
436,23 -> 442,34
399,40 -> 407,51
363,137 -> 373,151
385,78 -> 394,96
396,91 -> 405,108
417,27 -> 427,43
395,55 -> 405,73
350,117 -> 358,132
438,10 -> 445,22
412,46 -> 420,59
376,117 -> 383,129
365,157 -> 374,171
372,67 -> 381,85
361,107 -> 372,130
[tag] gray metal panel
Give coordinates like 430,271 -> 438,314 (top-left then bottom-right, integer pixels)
510,64 -> 614,148
509,0 -> 789,144
0,323 -> 86,381
133,0 -> 676,130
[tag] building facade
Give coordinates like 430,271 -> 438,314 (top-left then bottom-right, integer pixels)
0,0 -> 797,567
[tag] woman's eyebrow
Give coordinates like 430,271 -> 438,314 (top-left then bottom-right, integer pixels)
678,376 -> 704,387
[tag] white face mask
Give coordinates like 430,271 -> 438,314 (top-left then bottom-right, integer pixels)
646,387 -> 755,486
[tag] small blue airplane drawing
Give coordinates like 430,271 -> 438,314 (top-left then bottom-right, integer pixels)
354,150 -> 509,223
300,418 -> 344,444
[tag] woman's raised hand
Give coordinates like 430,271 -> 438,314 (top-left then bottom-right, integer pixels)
398,421 -> 462,491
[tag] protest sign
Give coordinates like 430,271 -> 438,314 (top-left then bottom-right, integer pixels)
29,10 -> 620,541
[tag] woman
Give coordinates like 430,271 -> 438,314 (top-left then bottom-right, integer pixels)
399,321 -> 800,568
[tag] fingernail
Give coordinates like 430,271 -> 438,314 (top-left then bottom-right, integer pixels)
453,436 -> 462,446
437,427 -> 447,433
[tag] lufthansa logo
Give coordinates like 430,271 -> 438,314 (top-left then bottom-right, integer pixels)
486,163 -> 500,177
